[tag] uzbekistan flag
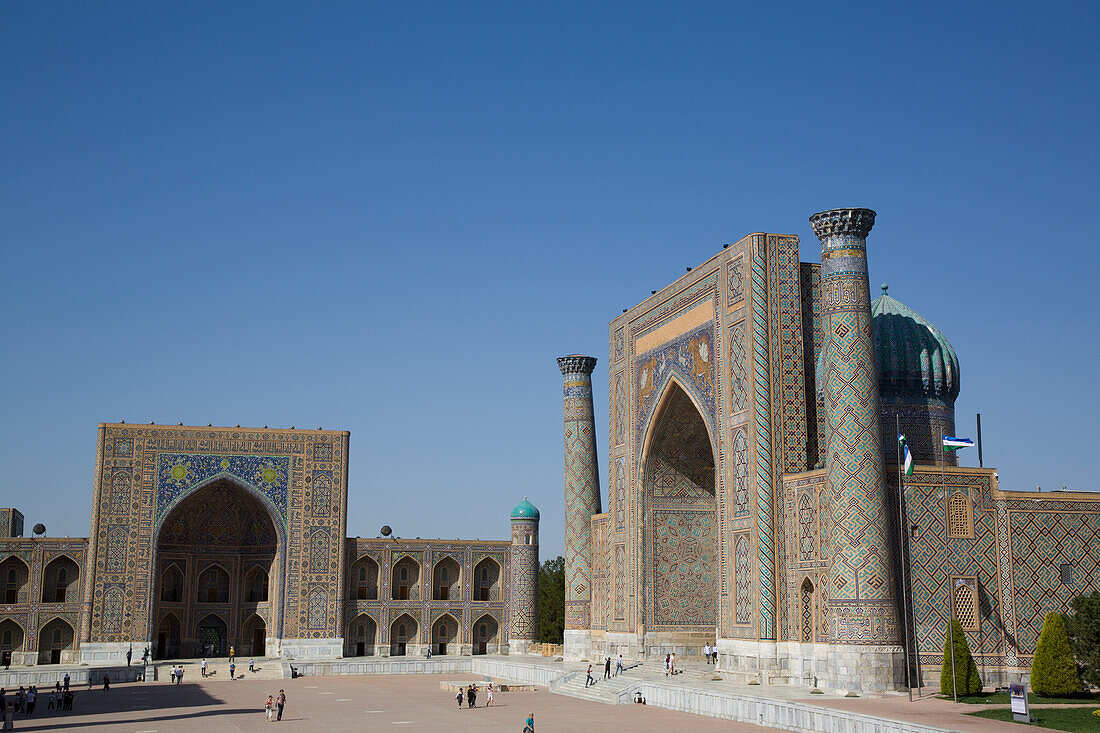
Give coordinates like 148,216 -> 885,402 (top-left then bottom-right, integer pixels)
898,435 -> 914,476
943,436 -> 974,452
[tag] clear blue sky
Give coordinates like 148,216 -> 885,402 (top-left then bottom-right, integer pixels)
2,2 -> 1097,558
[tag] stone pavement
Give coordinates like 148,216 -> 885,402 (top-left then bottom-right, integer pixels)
4,673 -> 775,732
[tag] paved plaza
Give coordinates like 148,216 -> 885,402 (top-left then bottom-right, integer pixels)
3,673 -> 774,732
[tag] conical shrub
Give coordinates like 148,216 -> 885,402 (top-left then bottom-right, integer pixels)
940,618 -> 982,696
1031,612 -> 1082,697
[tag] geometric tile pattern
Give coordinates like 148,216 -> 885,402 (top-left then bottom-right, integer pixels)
735,532 -> 751,624
652,510 -> 716,626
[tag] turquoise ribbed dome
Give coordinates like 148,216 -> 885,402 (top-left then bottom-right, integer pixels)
510,497 -> 540,520
872,284 -> 960,400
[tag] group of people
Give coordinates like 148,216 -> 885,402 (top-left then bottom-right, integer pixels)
168,665 -> 186,684
262,689 -> 287,722
702,642 -> 718,664
0,677 -> 78,730
663,652 -> 677,676
454,681 -> 494,708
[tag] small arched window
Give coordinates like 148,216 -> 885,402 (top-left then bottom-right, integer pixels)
2,630 -> 10,646
53,628 -> 62,644
953,581 -> 979,630
947,494 -> 972,538
398,624 -> 406,638
359,567 -> 366,582
400,567 -> 407,581
440,567 -> 448,583
481,568 -> 488,582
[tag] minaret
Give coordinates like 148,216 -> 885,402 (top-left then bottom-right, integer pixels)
811,208 -> 902,692
508,497 -> 540,655
557,355 -> 600,660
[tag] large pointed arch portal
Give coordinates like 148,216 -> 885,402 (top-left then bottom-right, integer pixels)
643,380 -> 717,633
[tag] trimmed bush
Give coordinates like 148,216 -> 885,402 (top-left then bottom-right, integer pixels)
941,618 -> 982,696
1032,611 -> 1082,697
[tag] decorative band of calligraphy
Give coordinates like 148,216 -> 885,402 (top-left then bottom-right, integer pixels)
820,279 -> 870,314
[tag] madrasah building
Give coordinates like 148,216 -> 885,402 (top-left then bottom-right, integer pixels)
0,427 -> 540,666
558,207 -> 1100,692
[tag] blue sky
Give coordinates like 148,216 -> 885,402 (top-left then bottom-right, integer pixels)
2,2 -> 1097,558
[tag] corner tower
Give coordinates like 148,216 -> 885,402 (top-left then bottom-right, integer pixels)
508,498 -> 540,655
558,354 -> 601,660
810,208 -> 903,692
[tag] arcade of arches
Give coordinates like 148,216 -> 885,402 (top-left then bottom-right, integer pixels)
153,480 -> 279,659
0,422 -> 540,665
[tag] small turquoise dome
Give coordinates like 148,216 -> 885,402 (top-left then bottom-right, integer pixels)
511,497 -> 540,520
872,284 -> 960,400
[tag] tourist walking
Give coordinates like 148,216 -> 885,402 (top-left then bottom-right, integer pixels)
670,652 -> 676,675
177,665 -> 184,685
585,664 -> 595,688
170,666 -> 177,684
604,656 -> 611,679
142,647 -> 149,665
486,682 -> 494,707
523,712 -> 535,732
265,694 -> 275,722
455,688 -> 463,708
25,686 -> 35,715
615,654 -> 624,676
276,689 -> 286,721
126,647 -> 132,666
249,658 -> 255,673
229,646 -> 235,664
102,673 -> 110,691
229,662 -> 236,680
63,673 -> 70,692
201,658 -> 208,677
466,683 -> 476,708
703,643 -> 709,663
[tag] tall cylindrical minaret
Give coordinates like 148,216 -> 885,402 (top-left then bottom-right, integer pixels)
811,208 -> 901,687
558,355 -> 600,659
508,497 -> 540,655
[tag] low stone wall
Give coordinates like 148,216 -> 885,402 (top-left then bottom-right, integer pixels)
0,664 -> 146,688
284,657 -> 567,687
623,682 -> 955,733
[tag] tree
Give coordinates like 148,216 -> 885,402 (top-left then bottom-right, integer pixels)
941,618 -> 982,696
536,556 -> 565,645
1032,611 -> 1082,697
1065,592 -> 1100,688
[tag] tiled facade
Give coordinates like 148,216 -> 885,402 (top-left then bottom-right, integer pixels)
0,424 -> 538,665
564,207 -> 1100,691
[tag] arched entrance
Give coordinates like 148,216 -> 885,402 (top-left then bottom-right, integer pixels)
153,479 -> 282,658
241,613 -> 267,656
472,614 -> 499,655
38,618 -> 75,664
1,557 -> 28,604
196,613 -> 228,657
157,613 -> 182,659
643,381 -> 717,635
473,558 -> 500,601
432,613 -> 458,655
0,619 -> 24,667
390,613 -> 417,656
346,614 -> 377,657
432,558 -> 461,601
41,556 -> 79,603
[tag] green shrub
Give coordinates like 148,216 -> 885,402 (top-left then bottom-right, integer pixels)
941,618 -> 982,696
1066,592 -> 1100,687
1032,611 -> 1082,697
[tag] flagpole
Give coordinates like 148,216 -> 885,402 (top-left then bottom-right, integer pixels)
943,428 -> 957,703
896,415 -> 913,702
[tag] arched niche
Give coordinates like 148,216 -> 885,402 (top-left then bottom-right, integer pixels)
432,557 -> 461,601
473,558 -> 501,602
41,556 -> 80,603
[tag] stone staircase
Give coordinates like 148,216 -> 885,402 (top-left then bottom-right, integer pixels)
154,657 -> 285,682
551,669 -> 636,704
